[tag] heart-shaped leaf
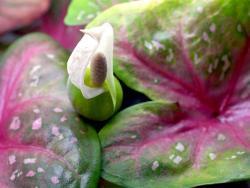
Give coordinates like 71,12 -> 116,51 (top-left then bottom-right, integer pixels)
100,101 -> 250,188
0,33 -> 100,187
0,0 -> 50,34
92,0 -> 250,187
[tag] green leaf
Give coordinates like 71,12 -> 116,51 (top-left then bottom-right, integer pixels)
64,0 -> 134,26
99,101 -> 250,188
91,0 -> 250,187
89,0 -> 250,106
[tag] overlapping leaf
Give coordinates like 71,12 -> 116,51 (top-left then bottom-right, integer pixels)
90,0 -> 250,187
0,33 -> 100,188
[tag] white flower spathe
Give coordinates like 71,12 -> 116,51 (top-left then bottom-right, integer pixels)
67,23 -> 115,99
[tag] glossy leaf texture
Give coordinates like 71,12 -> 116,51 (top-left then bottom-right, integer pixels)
64,0 -> 135,26
94,0 -> 250,187
0,0 -> 50,34
0,33 -> 100,188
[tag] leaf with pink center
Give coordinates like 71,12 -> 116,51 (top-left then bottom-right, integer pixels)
89,0 -> 250,187
0,33 -> 100,187
100,101 -> 250,187
0,0 -> 50,34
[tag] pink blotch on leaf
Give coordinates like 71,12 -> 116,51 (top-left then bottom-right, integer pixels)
32,117 -> 42,130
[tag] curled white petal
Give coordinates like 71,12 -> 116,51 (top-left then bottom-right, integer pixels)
67,23 -> 115,100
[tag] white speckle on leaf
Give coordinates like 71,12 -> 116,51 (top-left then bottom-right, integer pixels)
151,161 -> 159,171
151,40 -> 165,50
9,116 -> 21,130
166,48 -> 174,62
53,107 -> 63,113
51,125 -> 64,140
51,176 -> 59,184
210,23 -> 216,33
175,142 -> 185,152
58,134 -> 64,140
237,24 -> 242,32
169,154 -> 175,160
76,11 -> 85,20
86,14 -> 95,19
52,126 -> 60,137
208,64 -> 213,74
217,133 -> 226,141
237,151 -> 245,155
24,158 -> 36,164
26,170 -> 36,177
153,31 -> 171,41
33,108 -> 40,114
197,6 -> 203,13
46,54 -> 55,59
37,167 -> 45,173
10,174 -> 15,181
231,155 -> 237,159
10,170 -> 22,180
17,171 -> 23,177
202,32 -> 209,42
144,41 -> 153,51
153,78 -> 160,84
8,155 -> 16,165
222,55 -> 230,72
209,153 -> 216,160
10,169 -> 19,181
29,65 -> 41,75
131,135 -> 137,139
173,155 -> 182,164
32,117 -> 42,130
60,115 -> 67,122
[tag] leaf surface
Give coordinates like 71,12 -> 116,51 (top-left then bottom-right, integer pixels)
93,0 -> 250,187
64,0 -> 135,26
0,33 -> 100,188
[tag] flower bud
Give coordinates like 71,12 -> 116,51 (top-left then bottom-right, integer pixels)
67,23 -> 123,121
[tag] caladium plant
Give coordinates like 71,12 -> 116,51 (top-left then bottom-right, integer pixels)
0,33 -> 100,187
0,0 -> 50,34
82,0 -> 250,187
